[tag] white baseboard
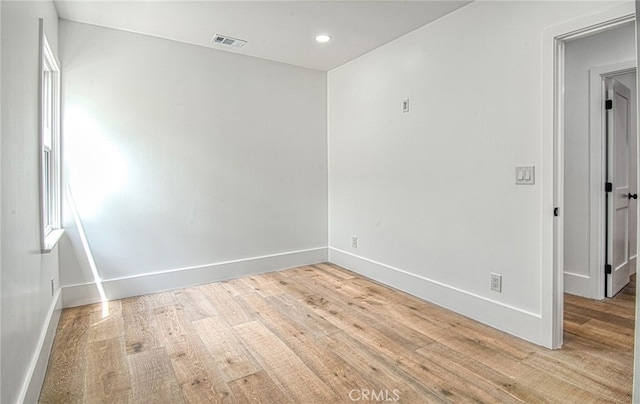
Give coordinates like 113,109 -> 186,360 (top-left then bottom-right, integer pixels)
564,255 -> 638,299
328,248 -> 543,346
19,288 -> 63,404
62,247 -> 328,308
563,271 -> 593,298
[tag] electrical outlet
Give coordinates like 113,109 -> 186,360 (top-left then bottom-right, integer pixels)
352,236 -> 358,248
50,277 -> 55,296
402,98 -> 410,113
490,273 -> 502,292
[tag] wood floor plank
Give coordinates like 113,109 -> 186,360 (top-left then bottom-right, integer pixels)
564,319 -> 634,351
320,331 -> 448,403
278,265 -> 318,278
233,320 -> 339,403
193,316 -> 262,382
522,351 -> 631,402
564,302 -> 635,329
202,282 -> 253,326
84,336 -> 132,403
39,309 -> 90,404
303,289 -> 430,353
87,300 -> 123,342
227,371 -> 291,404
286,265 -> 345,293
235,291 -> 375,399
219,278 -> 256,297
416,341 -> 546,402
424,324 -> 534,375
312,262 -> 358,280
313,276 -> 454,342
154,305 -> 235,403
451,321 -> 537,360
286,269 -> 433,352
562,333 -> 633,367
406,342 -> 528,403
127,347 -> 185,403
265,293 -> 340,338
564,293 -> 635,320
122,295 -> 161,355
564,309 -> 591,326
147,290 -> 179,309
345,291 -> 453,342
239,274 -> 287,297
173,286 -> 220,322
420,341 -> 607,403
536,344 -> 632,392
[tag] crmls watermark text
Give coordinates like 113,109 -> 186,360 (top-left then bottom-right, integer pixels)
349,389 -> 400,402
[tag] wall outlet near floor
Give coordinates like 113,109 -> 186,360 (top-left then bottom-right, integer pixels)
51,277 -> 55,296
352,236 -> 358,248
490,273 -> 502,292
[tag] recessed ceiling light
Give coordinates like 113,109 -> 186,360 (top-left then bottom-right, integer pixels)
315,34 -> 332,43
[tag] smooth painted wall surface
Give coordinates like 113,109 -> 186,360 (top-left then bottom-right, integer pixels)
564,22 -> 637,297
59,21 -> 327,287
328,0 -> 628,344
1,1 -> 60,402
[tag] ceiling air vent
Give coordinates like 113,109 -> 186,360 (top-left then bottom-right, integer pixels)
211,34 -> 247,48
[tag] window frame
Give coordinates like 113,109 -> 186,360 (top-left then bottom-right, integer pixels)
39,19 -> 63,252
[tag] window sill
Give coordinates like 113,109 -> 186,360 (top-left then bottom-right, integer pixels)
42,229 -> 65,253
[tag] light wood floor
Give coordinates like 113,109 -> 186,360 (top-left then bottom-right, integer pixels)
40,263 -> 635,403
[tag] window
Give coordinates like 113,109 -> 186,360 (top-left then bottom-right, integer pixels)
39,19 -> 63,252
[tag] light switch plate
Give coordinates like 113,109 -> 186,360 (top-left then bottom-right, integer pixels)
515,166 -> 535,185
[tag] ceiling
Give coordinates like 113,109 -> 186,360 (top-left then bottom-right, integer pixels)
53,1 -> 472,71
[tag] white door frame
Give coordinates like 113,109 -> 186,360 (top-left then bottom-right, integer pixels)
542,3 -> 636,349
590,63 -> 637,300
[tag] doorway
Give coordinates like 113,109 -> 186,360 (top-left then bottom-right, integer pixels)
544,3 -> 637,349
563,22 -> 637,301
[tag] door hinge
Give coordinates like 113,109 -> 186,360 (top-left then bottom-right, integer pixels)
605,182 -> 613,192
605,264 -> 612,275
554,207 -> 559,217
605,100 -> 613,110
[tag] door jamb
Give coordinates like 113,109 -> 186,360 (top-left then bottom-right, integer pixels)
542,3 -> 635,349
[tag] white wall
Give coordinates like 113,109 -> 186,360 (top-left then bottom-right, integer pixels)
564,22 -> 637,298
1,1 -> 62,403
59,21 -> 328,305
328,0 -> 629,346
